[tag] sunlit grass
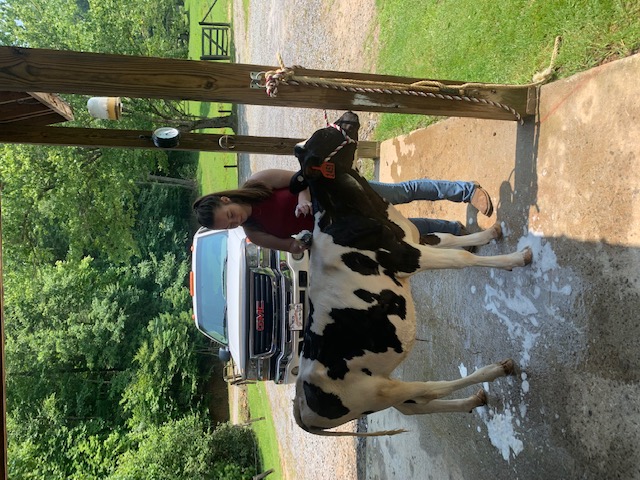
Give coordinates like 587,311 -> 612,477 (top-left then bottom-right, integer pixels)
373,0 -> 640,140
246,383 -> 283,479
185,0 -> 237,196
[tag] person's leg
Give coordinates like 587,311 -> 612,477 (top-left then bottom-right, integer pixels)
369,179 -> 475,204
409,218 -> 462,236
369,179 -> 493,216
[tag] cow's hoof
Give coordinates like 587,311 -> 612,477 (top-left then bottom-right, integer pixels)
468,389 -> 488,412
523,247 -> 533,266
490,222 -> 503,241
474,389 -> 488,406
500,358 -> 516,375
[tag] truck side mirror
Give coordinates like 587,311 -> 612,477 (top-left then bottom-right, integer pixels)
218,347 -> 231,362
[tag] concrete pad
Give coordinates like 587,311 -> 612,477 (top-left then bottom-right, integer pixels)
380,53 -> 640,245
364,53 -> 640,478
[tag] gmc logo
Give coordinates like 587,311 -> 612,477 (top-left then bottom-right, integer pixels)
256,301 -> 265,332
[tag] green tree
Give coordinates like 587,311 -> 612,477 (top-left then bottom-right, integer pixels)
0,143 -> 154,265
121,311 -> 209,429
7,399 -> 130,480
4,251 -> 206,477
0,0 -> 187,58
133,183 -> 194,262
0,0 -> 218,135
5,258 -> 145,427
1,0 -> 227,475
5,248 -> 198,424
0,0 -> 197,266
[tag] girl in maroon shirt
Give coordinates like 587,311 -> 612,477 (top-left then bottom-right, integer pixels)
193,169 -> 493,254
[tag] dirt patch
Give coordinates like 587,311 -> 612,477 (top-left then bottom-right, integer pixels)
228,384 -> 249,424
263,382 -> 359,480
232,0 -> 380,174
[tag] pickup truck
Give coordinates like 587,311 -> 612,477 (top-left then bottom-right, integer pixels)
190,226 -> 309,384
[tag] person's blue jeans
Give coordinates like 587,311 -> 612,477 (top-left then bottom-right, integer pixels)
369,179 -> 477,236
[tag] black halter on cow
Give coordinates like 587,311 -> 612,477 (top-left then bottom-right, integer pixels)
290,112 -> 532,437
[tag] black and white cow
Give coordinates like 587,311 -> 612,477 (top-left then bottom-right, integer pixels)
290,112 -> 532,437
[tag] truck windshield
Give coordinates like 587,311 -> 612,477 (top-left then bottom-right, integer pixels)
194,231 -> 228,345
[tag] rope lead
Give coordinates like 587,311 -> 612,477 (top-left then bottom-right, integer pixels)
259,37 -> 562,125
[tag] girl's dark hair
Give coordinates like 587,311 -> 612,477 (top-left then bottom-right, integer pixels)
192,180 -> 272,229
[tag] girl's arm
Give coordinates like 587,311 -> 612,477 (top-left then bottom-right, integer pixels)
295,188 -> 312,217
248,169 -> 297,190
243,226 -> 307,254
249,169 -> 313,218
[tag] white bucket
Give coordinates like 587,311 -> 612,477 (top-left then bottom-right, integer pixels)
87,97 -> 122,120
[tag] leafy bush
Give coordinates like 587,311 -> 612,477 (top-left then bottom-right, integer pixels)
210,422 -> 259,471
110,416 -> 258,480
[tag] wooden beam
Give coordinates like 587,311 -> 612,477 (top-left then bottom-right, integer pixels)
27,92 -> 74,122
0,91 -> 73,125
0,46 -> 534,121
0,125 -> 380,159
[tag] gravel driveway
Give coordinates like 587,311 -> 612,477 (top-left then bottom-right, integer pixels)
232,0 -> 379,182
231,1 -> 377,478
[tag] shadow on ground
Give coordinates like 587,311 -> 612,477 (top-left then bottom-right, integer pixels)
361,53 -> 640,479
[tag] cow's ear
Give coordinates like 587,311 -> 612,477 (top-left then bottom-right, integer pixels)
289,170 -> 308,194
294,144 -> 306,159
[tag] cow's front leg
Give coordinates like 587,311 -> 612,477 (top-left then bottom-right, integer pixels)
407,242 -> 532,272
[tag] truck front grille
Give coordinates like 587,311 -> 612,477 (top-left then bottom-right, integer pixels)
250,272 -> 277,357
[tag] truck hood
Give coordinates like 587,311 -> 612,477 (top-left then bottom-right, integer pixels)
225,227 -> 247,377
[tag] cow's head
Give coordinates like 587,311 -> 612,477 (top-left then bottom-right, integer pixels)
291,111 -> 393,232
291,111 -> 360,190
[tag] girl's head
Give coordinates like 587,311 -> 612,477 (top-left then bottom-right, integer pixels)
193,181 -> 272,230
192,194 -> 247,230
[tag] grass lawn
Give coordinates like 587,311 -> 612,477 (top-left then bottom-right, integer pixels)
373,0 -> 640,140
246,383 -> 283,479
185,0 -> 238,196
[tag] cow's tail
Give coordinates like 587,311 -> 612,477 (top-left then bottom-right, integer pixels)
305,427 -> 408,437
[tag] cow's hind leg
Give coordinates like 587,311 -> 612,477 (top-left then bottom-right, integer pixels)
395,389 -> 487,415
416,360 -> 514,400
355,360 -> 514,413
420,222 -> 502,249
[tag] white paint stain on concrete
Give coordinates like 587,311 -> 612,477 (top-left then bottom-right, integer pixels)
466,229 -> 573,462
352,93 -> 398,109
478,407 -> 524,461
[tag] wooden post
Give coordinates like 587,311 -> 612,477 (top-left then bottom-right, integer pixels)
252,469 -> 274,480
0,125 -> 380,158
0,47 -> 536,121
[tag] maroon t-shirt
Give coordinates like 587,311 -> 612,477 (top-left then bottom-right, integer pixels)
248,187 -> 313,238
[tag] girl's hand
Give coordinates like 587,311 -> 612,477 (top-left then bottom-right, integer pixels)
288,238 -> 309,254
295,200 -> 312,218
